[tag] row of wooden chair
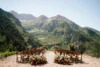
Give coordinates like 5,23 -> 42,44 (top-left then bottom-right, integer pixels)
53,46 -> 82,63
16,46 -> 47,63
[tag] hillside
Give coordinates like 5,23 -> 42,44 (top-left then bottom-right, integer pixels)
0,8 -> 27,51
0,8 -> 42,52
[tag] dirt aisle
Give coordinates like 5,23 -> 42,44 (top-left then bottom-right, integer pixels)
0,51 -> 100,67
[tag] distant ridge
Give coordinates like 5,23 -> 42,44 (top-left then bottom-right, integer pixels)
10,10 -> 36,20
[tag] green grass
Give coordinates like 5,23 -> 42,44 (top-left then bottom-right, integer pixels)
39,34 -> 64,45
0,51 -> 16,58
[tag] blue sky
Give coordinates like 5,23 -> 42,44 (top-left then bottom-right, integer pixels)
0,0 -> 100,31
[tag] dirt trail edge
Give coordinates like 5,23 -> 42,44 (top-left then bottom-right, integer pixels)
0,51 -> 100,67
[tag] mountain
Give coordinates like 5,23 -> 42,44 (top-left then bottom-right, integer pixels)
10,10 -> 36,20
50,15 -> 69,21
22,15 -> 100,57
0,8 -> 42,52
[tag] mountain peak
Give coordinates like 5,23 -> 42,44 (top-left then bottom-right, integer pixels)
9,10 -> 18,15
36,15 -> 48,22
10,10 -> 36,20
38,15 -> 48,19
9,10 -> 18,16
56,14 -> 65,17
10,10 -> 17,13
50,15 -> 68,21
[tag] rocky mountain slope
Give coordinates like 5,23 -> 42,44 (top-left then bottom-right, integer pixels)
0,8 -> 42,52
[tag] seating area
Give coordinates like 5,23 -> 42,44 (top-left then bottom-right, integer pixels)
16,46 -> 47,65
53,46 -> 82,65
16,46 -> 83,65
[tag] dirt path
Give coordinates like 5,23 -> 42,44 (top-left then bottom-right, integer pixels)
0,51 -> 100,67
